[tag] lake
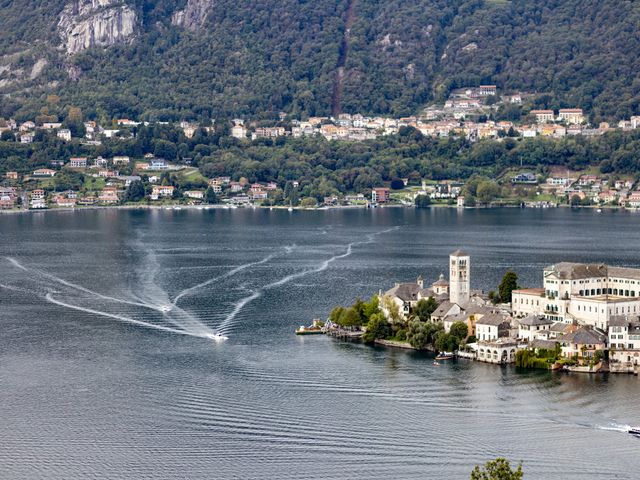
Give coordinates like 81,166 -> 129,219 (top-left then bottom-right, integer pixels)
1,207 -> 639,479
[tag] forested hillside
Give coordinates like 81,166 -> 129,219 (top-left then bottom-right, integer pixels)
1,0 -> 639,122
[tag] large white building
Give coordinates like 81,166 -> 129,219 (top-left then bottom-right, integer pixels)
512,263 -> 640,331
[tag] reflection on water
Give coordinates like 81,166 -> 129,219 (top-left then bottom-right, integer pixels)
1,208 -> 640,479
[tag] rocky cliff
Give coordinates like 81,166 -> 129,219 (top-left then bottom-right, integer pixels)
58,0 -> 137,54
171,0 -> 213,31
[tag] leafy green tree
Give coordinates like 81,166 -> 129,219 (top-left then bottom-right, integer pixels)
381,295 -> 402,324
406,320 -> 443,350
363,313 -> 391,343
449,321 -> 468,341
125,180 -> 145,202
476,180 -> 501,203
498,271 -> 519,303
362,296 -> 380,320
390,178 -> 404,190
329,306 -> 346,324
570,194 -> 582,206
413,297 -> 437,321
338,307 -> 361,327
204,186 -> 218,204
470,458 -> 523,480
1,131 -> 14,142
435,332 -> 459,353
415,194 -> 431,208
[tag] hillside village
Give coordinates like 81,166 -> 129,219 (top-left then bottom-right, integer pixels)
353,251 -> 640,374
2,85 -> 640,211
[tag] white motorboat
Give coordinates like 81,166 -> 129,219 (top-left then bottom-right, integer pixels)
628,427 -> 640,436
205,333 -> 228,341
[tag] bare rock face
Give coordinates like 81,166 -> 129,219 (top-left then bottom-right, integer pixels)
172,0 -> 213,31
58,0 -> 137,54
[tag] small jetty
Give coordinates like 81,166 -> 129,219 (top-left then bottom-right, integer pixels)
295,319 -> 325,335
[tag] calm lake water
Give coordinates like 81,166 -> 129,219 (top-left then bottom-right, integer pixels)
1,207 -> 640,479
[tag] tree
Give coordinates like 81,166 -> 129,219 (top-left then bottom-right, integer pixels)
570,194 -> 582,206
125,180 -> 145,202
390,178 -> 405,190
413,297 -> 438,321
1,131 -> 14,142
381,295 -> 402,324
204,187 -> 218,204
406,320 -> 443,350
449,321 -> 469,341
363,313 -> 391,343
415,194 -> 431,208
435,332 -> 459,353
300,197 -> 317,207
476,180 -> 501,203
470,458 -> 523,480
498,271 -> 519,303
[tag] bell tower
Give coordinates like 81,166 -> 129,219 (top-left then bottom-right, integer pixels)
449,250 -> 470,305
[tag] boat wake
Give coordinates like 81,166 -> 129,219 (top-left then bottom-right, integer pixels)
171,248 -> 288,306
597,423 -> 631,433
216,227 -> 398,334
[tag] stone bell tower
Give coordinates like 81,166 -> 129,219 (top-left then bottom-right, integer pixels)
449,250 -> 470,305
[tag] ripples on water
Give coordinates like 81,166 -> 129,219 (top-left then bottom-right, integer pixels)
1,208 -> 640,479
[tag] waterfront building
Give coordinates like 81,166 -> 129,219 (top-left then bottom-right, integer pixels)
517,315 -> 553,342
512,262 -> 640,331
559,327 -> 606,359
476,314 -> 511,342
477,338 -> 518,364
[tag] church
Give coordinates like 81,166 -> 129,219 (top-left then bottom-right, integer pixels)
380,250 -> 487,322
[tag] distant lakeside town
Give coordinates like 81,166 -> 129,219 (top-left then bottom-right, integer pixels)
2,84 -> 640,211
322,251 -> 640,375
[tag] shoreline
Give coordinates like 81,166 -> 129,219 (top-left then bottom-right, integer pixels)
0,202 -> 635,216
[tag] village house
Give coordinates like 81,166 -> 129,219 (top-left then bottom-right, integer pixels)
150,185 -> 175,200
5,171 -> 18,180
530,110 -> 555,123
29,189 -> 46,209
608,316 -> 640,368
98,170 -> 118,178
184,190 -> 205,200
19,121 -> 35,132
69,157 -> 88,168
20,133 -> 35,144
478,85 -> 497,96
475,314 -> 511,342
42,122 -> 62,130
558,109 -> 584,125
33,168 -> 57,177
112,156 -> 130,165
560,326 -> 606,360
98,187 -> 120,204
517,315 -> 554,342
57,129 -> 72,141
371,187 -> 390,204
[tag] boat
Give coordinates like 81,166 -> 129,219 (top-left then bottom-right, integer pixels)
628,427 -> 640,436
596,208 -> 602,213
435,351 -> 455,360
205,332 -> 228,341
295,319 -> 325,335
433,361 -> 440,366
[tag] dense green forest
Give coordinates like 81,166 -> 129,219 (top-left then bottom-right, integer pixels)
3,126 -> 640,199
1,0 -> 639,122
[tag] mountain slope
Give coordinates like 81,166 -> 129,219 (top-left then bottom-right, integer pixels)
1,0 -> 639,122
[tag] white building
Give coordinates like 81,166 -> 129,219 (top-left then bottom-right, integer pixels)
476,314 -> 511,342
57,129 -> 72,141
512,262 -> 640,331
517,315 -> 553,342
